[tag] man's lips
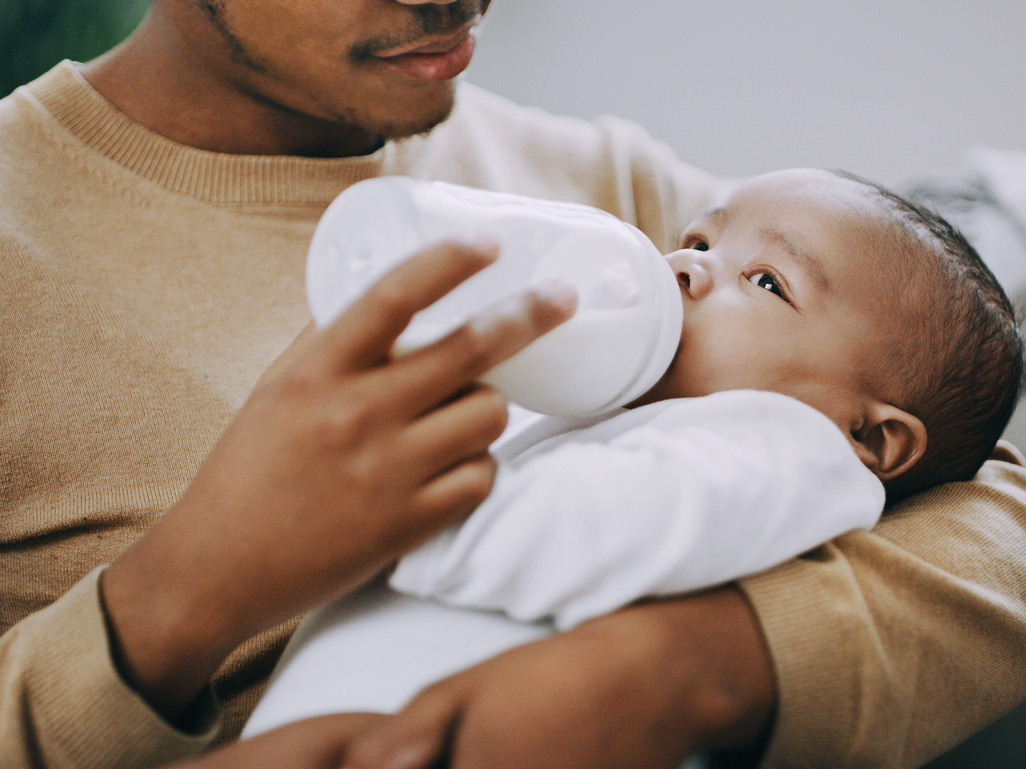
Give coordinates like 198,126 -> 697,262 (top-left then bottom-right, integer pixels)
372,26 -> 479,82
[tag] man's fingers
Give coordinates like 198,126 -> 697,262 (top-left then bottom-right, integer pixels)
324,238 -> 500,371
382,279 -> 577,418
406,453 -> 499,538
459,278 -> 578,376
174,713 -> 384,769
343,688 -> 464,769
402,384 -> 509,478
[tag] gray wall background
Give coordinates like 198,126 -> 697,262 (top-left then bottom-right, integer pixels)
465,0 -> 1024,184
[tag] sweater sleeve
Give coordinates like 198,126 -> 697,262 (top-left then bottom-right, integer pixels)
0,567 -> 220,769
741,442 -> 1026,769
391,391 -> 884,630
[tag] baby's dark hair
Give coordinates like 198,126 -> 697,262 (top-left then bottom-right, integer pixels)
832,170 -> 1024,500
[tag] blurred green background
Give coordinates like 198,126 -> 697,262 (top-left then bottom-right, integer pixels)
1,0 -> 149,97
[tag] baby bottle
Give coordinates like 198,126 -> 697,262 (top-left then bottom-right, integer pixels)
307,177 -> 683,417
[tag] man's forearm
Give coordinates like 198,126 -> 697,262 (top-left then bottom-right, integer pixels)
335,585 -> 777,769
89,241 -> 577,730
605,588 -> 777,756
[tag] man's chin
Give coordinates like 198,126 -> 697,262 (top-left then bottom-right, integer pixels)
371,89 -> 458,141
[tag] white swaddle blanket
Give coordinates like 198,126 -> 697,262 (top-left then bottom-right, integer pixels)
244,390 -> 883,738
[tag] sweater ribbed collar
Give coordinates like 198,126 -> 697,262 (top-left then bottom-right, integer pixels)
27,61 -> 407,207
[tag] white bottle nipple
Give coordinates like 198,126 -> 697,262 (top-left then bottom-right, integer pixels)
307,177 -> 682,416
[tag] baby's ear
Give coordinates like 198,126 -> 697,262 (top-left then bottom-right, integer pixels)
850,402 -> 927,481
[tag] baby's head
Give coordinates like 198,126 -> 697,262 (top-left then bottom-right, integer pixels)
636,168 -> 1024,500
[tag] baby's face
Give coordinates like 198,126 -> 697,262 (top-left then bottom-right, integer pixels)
636,168 -> 896,428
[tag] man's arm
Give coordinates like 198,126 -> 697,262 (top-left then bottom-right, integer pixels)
0,239 -> 576,768
99,239 -> 575,723
343,448 -> 1026,769
741,443 -> 1026,768
163,445 -> 1026,769
166,586 -> 775,769
346,586 -> 776,769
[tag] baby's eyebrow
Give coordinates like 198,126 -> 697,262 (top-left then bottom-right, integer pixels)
698,205 -> 729,222
759,228 -> 830,292
679,206 -> 729,245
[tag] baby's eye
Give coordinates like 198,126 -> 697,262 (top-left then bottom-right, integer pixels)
684,238 -> 709,252
749,272 -> 784,298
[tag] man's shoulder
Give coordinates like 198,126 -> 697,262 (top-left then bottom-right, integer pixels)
451,82 -> 602,136
445,82 -> 679,168
411,82 -> 620,178
0,64 -> 78,195
394,83 -> 721,252
0,61 -> 72,139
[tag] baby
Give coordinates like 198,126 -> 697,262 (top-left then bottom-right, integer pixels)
244,168 -> 1024,732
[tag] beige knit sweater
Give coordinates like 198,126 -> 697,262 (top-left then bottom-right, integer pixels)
1,62 -> 1024,769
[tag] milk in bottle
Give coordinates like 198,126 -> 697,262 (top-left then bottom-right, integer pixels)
306,177 -> 683,416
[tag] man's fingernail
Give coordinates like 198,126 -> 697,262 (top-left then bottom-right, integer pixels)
456,229 -> 501,253
534,278 -> 579,313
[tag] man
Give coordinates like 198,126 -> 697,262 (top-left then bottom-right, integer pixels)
1,1 -> 1024,768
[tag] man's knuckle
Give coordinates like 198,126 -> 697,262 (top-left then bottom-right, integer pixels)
454,241 -> 493,269
529,291 -> 562,326
462,461 -> 497,505
270,368 -> 319,401
415,679 -> 459,709
454,326 -> 494,370
314,402 -> 373,448
478,391 -> 509,434
366,279 -> 412,319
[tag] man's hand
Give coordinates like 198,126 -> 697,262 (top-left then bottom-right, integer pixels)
171,713 -> 387,769
342,587 -> 776,769
165,588 -> 774,769
99,237 -> 577,723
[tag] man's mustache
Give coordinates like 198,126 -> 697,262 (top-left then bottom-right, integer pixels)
351,0 -> 486,59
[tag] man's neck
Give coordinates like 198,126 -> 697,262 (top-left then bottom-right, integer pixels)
80,20 -> 383,159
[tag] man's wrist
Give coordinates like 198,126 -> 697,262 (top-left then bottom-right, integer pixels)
99,543 -> 235,725
5,568 -> 221,767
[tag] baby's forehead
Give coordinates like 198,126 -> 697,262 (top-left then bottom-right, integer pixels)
726,169 -> 882,219
735,172 -> 909,254
712,171 -> 895,251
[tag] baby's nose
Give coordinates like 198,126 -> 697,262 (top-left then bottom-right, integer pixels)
666,249 -> 713,300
